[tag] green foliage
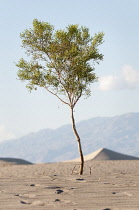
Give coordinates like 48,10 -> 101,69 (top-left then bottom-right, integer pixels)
16,19 -> 104,107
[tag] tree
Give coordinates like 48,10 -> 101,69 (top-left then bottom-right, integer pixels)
16,19 -> 104,175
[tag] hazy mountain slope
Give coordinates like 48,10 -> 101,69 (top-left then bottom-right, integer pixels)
0,113 -> 139,163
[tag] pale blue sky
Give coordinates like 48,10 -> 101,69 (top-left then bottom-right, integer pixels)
0,0 -> 139,141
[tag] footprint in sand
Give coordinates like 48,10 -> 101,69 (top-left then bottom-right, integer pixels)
72,209 -> 82,210
20,200 -> 31,205
26,183 -> 40,187
55,189 -> 64,194
46,186 -> 76,196
45,186 -> 61,189
76,178 -> 85,181
112,191 -> 132,197
75,178 -> 87,183
54,199 -> 60,202
30,184 -> 35,186
103,208 -> 111,210
16,193 -> 36,198
52,199 -> 77,205
20,200 -> 45,206
30,183 -> 41,187
45,186 -> 64,194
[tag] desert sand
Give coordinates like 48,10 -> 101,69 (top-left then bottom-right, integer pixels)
0,158 -> 139,210
68,148 -> 139,161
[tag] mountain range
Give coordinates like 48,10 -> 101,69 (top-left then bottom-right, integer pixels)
0,112 -> 139,163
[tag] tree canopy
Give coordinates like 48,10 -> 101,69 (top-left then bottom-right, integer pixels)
16,19 -> 104,108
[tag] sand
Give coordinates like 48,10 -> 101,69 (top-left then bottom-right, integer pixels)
0,160 -> 139,210
68,148 -> 139,162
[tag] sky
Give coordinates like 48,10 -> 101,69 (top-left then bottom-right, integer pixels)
0,0 -> 139,142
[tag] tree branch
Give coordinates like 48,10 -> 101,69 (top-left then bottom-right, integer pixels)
44,86 -> 70,106
73,91 -> 82,107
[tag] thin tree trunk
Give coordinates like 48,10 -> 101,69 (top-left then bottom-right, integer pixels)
70,107 -> 84,175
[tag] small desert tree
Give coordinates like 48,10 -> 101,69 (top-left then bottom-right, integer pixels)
16,19 -> 104,175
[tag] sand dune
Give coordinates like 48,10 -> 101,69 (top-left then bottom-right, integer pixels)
0,157 -> 32,166
68,148 -> 139,162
